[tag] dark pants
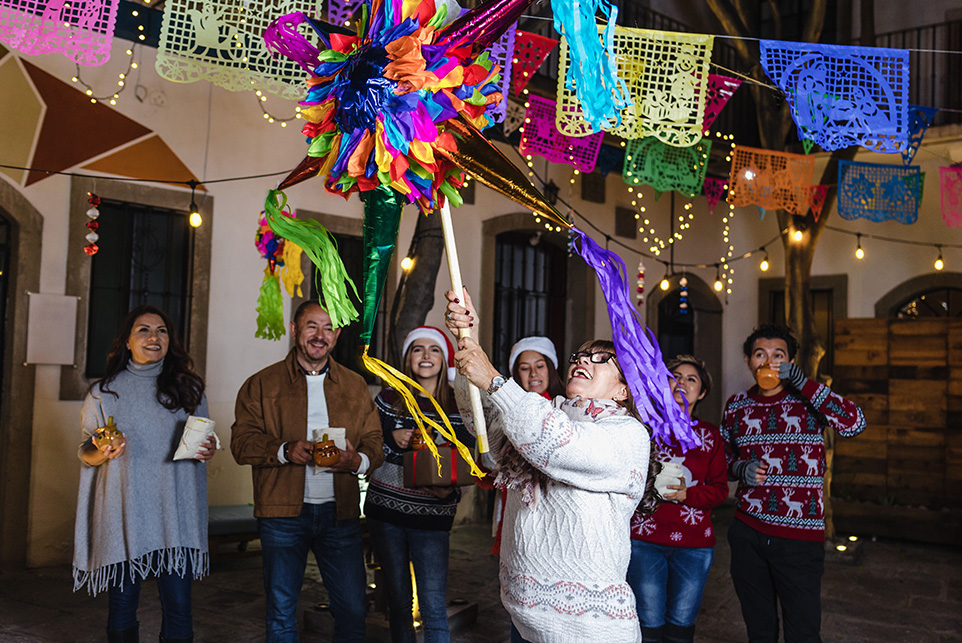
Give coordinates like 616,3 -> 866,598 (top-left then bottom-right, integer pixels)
258,502 -> 367,643
367,517 -> 451,643
107,559 -> 193,639
727,518 -> 825,643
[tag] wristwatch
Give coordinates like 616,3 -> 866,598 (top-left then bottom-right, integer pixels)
486,375 -> 506,395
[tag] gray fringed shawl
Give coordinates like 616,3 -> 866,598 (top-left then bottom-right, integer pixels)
73,359 -> 210,595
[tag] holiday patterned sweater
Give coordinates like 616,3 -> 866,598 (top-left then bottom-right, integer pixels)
630,419 -> 728,548
363,389 -> 473,531
721,380 -> 866,541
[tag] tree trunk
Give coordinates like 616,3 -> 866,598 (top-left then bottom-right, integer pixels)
388,209 -> 446,366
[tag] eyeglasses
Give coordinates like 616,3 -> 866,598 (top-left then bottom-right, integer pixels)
568,351 -> 616,364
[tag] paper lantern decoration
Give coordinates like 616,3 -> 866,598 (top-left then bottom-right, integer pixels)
327,0 -> 360,27
0,0 -> 119,64
702,177 -> 727,215
521,95 -> 603,172
635,260 -> 644,307
838,160 -> 920,224
727,146 -> 815,215
702,74 -> 741,132
940,166 -> 962,228
808,185 -> 828,222
902,105 -> 938,166
623,137 -> 712,198
511,29 -> 557,96
156,0 -> 322,100
556,26 -> 713,146
759,40 -> 910,154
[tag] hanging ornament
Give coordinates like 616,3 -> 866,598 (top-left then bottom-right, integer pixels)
940,166 -> 962,228
727,146 -> 816,215
511,30 -> 558,96
801,138 -> 816,154
83,193 -> 100,256
837,159 -> 920,224
702,177 -> 727,215
809,185 -> 829,222
678,275 -> 688,313
622,137 -> 712,197
0,0 -> 121,65
902,105 -> 938,166
636,260 -> 645,307
702,74 -> 742,133
521,95 -> 603,172
253,209 -> 305,340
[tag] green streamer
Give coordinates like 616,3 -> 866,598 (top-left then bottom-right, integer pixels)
360,186 -> 404,345
264,190 -> 359,328
255,272 -> 286,341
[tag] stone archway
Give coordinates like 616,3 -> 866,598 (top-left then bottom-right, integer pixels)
0,181 -> 43,570
646,273 -> 723,421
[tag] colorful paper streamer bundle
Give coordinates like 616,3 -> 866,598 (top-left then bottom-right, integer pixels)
254,210 -> 305,340
569,228 -> 697,450
556,26 -> 713,147
838,159 -> 920,224
759,40 -> 910,154
521,95 -> 603,173
623,137 -> 712,198
156,0 -> 322,99
726,146 -> 815,215
0,0 -> 119,64
939,166 -> 962,228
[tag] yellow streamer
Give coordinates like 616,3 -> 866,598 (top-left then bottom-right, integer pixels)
278,241 -> 305,297
362,347 -> 484,480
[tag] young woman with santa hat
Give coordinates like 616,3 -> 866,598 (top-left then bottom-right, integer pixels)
363,326 -> 474,643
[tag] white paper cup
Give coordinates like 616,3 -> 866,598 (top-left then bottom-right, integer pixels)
655,462 -> 685,497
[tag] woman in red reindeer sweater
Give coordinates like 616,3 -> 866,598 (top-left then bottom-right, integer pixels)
627,355 -> 728,643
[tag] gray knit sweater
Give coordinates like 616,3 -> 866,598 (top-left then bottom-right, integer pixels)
73,359 -> 209,595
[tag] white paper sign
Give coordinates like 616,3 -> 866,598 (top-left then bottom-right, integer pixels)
26,293 -> 77,365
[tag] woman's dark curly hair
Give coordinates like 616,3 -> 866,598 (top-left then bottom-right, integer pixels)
92,305 -> 205,414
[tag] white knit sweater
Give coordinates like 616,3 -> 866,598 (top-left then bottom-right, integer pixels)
458,377 -> 649,643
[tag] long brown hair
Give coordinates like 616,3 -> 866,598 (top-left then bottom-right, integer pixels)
569,339 -> 660,513
92,305 -> 204,414
392,341 -> 456,416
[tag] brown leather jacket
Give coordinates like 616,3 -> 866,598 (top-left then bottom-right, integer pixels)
231,350 -> 384,520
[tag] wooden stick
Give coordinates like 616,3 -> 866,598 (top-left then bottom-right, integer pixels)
438,200 -> 490,453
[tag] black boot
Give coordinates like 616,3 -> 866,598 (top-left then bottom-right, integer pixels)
106,624 -> 139,643
158,636 -> 193,643
642,625 -> 664,643
663,623 -> 695,643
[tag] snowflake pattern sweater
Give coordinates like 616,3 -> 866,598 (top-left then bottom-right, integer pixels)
363,389 -> 473,531
457,377 -> 650,643
630,419 -> 728,548
721,380 -> 866,541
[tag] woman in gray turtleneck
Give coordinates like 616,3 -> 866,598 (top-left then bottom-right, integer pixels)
73,305 -> 215,643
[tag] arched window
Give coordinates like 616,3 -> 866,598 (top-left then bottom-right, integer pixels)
895,288 -> 962,318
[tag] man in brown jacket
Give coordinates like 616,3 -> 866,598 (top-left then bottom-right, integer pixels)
232,300 -> 383,642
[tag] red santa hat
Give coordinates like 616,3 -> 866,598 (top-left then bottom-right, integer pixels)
401,326 -> 457,381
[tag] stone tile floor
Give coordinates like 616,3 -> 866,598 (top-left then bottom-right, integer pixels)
1,504 -> 959,642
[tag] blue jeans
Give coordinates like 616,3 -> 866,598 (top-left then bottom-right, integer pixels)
258,502 -> 367,643
367,518 -> 451,643
626,539 -> 714,629
107,557 -> 193,638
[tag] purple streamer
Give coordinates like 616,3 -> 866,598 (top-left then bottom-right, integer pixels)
570,227 -> 699,451
264,12 -> 323,73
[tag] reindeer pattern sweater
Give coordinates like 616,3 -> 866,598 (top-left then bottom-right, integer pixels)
721,380 -> 865,541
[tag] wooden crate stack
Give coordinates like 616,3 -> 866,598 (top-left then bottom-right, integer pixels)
833,318 -> 958,510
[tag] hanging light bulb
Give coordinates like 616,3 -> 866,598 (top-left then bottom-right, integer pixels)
760,251 -> 770,272
935,246 -> 944,271
855,233 -> 864,260
187,181 -> 202,228
792,228 -> 803,242
401,256 -> 414,271
659,277 -> 670,291
714,266 -> 723,292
